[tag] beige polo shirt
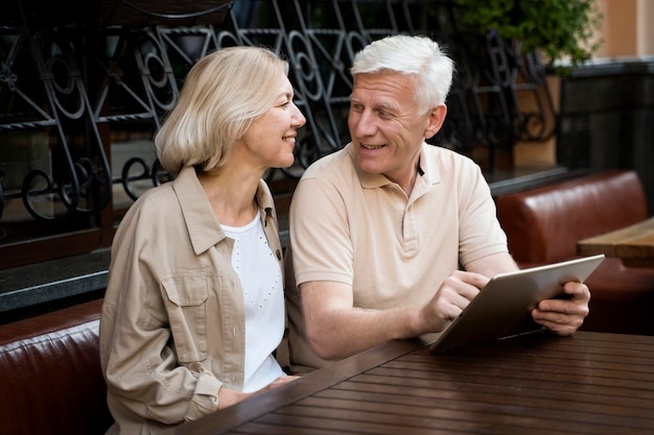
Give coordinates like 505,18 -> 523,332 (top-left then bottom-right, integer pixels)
100,166 -> 284,433
286,143 -> 508,369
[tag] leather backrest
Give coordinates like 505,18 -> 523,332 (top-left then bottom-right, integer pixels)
496,170 -> 648,264
0,299 -> 113,435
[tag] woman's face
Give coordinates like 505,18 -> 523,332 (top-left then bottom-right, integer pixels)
238,74 -> 306,170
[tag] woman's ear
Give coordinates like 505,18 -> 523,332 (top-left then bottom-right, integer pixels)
424,104 -> 447,139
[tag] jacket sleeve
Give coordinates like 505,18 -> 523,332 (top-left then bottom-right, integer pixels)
99,203 -> 223,426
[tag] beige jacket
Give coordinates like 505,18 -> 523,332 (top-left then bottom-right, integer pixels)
99,166 -> 283,434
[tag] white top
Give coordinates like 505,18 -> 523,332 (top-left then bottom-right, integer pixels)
222,211 -> 285,392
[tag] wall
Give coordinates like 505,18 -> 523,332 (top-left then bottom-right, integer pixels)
595,0 -> 654,58
554,0 -> 654,214
515,0 -> 654,170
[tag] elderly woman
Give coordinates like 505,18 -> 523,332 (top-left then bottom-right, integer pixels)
100,46 -> 306,433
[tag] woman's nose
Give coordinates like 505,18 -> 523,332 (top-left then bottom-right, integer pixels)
292,104 -> 306,127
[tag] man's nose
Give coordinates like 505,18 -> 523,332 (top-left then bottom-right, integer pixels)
352,111 -> 376,137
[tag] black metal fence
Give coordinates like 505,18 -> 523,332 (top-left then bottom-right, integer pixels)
0,0 -> 555,268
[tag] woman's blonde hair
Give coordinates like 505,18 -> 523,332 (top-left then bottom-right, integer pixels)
155,46 -> 289,175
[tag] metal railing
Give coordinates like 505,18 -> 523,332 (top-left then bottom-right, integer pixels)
0,0 -> 555,267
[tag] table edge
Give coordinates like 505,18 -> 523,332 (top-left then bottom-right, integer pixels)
171,337 -> 430,434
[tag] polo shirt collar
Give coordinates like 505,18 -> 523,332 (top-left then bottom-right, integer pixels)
347,144 -> 390,189
349,142 -> 441,189
417,143 -> 441,187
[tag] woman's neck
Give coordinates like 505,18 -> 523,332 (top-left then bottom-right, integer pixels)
198,168 -> 260,227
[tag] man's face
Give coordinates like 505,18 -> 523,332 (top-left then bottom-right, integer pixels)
348,71 -> 438,189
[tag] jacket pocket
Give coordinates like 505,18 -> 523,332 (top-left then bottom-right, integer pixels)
161,272 -> 209,362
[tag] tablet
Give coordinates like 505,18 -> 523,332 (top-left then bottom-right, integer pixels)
429,254 -> 605,352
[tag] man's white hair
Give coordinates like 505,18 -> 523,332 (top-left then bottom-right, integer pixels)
351,35 -> 454,113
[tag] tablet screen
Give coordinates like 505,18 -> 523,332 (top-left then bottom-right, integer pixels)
430,254 -> 605,352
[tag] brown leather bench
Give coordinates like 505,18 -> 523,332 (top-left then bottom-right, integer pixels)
496,169 -> 654,335
0,299 -> 113,435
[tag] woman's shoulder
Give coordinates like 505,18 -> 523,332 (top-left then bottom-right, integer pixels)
135,182 -> 176,210
118,182 -> 180,228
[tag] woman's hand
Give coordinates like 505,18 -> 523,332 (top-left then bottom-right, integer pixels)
218,375 -> 300,409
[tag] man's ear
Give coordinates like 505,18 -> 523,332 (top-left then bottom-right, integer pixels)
424,104 -> 447,139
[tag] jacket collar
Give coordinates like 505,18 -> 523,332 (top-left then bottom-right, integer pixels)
172,166 -> 274,255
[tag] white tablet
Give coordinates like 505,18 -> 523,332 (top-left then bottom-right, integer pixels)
429,254 -> 605,352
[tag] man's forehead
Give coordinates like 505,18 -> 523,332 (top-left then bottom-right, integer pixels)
352,71 -> 416,91
350,74 -> 417,108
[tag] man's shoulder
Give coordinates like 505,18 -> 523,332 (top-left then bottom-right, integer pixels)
421,144 -> 482,180
302,145 -> 353,181
424,143 -> 475,164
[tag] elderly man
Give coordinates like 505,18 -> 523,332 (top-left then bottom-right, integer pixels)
285,35 -> 590,370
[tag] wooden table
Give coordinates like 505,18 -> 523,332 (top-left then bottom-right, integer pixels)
577,217 -> 654,268
171,331 -> 654,434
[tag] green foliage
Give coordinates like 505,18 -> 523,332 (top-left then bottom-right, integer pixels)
452,0 -> 603,68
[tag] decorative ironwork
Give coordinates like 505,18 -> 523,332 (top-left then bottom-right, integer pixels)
0,13 -> 112,225
0,0 -> 556,259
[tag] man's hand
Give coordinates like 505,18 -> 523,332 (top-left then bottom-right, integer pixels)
302,272 -> 489,361
531,281 -> 591,335
417,270 -> 488,333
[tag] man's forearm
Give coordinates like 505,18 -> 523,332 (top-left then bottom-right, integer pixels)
306,305 -> 422,360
